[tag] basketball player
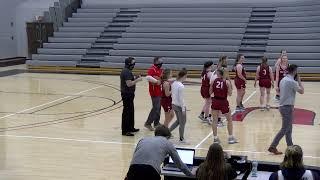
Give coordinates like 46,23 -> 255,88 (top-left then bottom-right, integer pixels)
275,54 -> 289,101
254,57 -> 274,110
234,54 -> 246,112
210,68 -> 238,144
274,50 -> 287,70
161,69 -> 174,127
209,56 -> 231,126
199,61 -> 214,123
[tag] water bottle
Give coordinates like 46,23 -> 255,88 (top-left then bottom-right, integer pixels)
251,160 -> 258,177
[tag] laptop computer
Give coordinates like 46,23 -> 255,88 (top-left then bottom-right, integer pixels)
162,148 -> 195,172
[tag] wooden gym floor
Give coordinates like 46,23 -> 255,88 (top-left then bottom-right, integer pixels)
0,65 -> 319,180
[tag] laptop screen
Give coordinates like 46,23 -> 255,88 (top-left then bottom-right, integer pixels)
169,148 -> 194,165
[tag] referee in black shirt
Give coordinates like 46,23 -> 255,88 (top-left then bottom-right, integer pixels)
120,57 -> 142,136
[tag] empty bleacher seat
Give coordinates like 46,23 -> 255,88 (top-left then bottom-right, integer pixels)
122,33 -> 243,39
32,54 -> 82,61
271,27 -> 320,34
76,8 -> 119,13
268,40 -> 320,46
37,48 -> 87,55
130,22 -> 247,28
266,46 -> 320,53
54,32 -> 101,38
113,44 -> 239,52
109,50 -> 236,58
63,22 -> 109,27
126,27 -> 245,33
276,11 -> 320,17
139,12 -> 250,18
269,33 -> 320,40
272,22 -> 320,28
48,37 -> 97,43
117,38 -> 242,45
265,52 -> 320,60
140,7 -> 251,13
134,17 -> 249,23
58,27 -> 105,32
43,43 -> 92,49
72,12 -> 116,18
68,17 -> 113,22
27,60 -> 77,67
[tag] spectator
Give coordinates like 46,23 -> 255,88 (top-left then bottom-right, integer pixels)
196,143 -> 237,180
120,57 -> 142,136
145,57 -> 164,131
126,125 -> 193,180
269,145 -> 319,180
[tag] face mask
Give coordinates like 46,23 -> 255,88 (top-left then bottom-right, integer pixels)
126,62 -> 135,70
128,63 -> 135,70
155,63 -> 163,68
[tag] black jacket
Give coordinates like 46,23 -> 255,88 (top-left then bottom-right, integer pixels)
269,168 -> 320,180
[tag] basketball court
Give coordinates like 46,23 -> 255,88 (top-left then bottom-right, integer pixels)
0,65 -> 319,179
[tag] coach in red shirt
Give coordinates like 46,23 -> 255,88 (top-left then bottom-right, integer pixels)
144,57 -> 164,131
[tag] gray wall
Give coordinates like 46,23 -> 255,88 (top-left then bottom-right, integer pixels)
0,0 -> 56,59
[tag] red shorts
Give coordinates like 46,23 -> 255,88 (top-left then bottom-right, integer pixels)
200,86 -> 210,99
161,97 -> 172,112
234,77 -> 246,89
259,79 -> 271,88
211,98 -> 230,114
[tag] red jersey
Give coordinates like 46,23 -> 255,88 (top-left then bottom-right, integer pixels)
235,64 -> 246,79
212,78 -> 228,99
201,71 -> 210,87
147,65 -> 163,97
259,65 -> 270,80
161,81 -> 171,98
279,65 -> 288,81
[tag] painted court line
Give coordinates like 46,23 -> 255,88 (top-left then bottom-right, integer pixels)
0,134 -> 136,146
0,85 -> 104,120
194,90 -> 257,149
0,134 -> 319,160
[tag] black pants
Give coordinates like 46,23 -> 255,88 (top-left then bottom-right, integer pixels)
121,93 -> 135,133
126,164 -> 160,180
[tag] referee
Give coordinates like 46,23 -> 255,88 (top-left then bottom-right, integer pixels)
268,64 -> 304,155
120,57 -> 142,136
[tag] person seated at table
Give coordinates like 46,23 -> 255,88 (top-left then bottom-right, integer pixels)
269,145 -> 319,180
196,143 -> 237,180
126,125 -> 193,180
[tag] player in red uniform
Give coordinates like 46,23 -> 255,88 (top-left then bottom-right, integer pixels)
199,61 -> 214,123
234,54 -> 246,112
275,54 -> 288,101
210,69 -> 238,144
254,57 -> 274,110
161,69 -> 174,127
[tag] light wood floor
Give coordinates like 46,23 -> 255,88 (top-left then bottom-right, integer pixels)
0,65 -> 319,180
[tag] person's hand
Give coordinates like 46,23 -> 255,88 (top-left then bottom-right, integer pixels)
136,77 -> 143,82
296,74 -> 302,83
157,80 -> 161,85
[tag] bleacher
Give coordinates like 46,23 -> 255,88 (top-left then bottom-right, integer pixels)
27,0 -> 320,78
